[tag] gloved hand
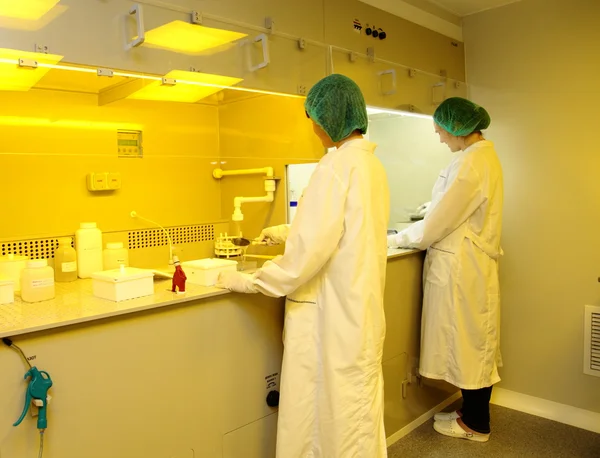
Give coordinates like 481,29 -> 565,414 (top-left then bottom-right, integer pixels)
216,271 -> 258,294
387,234 -> 399,248
256,224 -> 290,246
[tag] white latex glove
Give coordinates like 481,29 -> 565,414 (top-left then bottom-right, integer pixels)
216,271 -> 257,294
387,234 -> 399,248
257,224 -> 290,246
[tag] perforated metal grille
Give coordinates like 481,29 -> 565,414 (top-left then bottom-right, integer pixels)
584,305 -> 600,378
1,237 -> 74,260
128,224 -> 215,250
590,312 -> 600,373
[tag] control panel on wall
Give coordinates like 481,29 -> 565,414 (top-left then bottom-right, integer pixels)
117,130 -> 143,158
353,19 -> 387,40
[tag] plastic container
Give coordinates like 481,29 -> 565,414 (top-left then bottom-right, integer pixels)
20,259 -> 55,303
181,258 -> 238,286
91,266 -> 154,302
54,237 -> 77,282
0,254 -> 29,292
103,242 -> 129,270
0,280 -> 14,305
76,222 -> 103,278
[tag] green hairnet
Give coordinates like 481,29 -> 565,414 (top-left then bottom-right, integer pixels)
305,74 -> 368,143
434,97 -> 491,137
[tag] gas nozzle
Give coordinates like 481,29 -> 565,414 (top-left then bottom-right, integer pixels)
14,367 -> 53,430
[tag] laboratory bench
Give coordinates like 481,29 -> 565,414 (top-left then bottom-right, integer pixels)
0,249 -> 420,339
0,248 -> 455,458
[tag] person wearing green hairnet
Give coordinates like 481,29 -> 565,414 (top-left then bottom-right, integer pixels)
388,97 -> 503,442
217,74 -> 390,457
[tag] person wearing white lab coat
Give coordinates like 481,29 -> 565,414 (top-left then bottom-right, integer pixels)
217,74 -> 390,458
388,97 -> 503,442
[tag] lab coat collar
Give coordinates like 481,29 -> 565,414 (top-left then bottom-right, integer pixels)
336,138 -> 376,153
464,139 -> 493,153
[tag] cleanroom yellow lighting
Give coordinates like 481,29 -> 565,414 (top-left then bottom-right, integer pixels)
126,70 -> 243,103
180,79 -> 305,99
0,116 -> 142,131
367,106 -> 433,120
144,20 -> 248,55
37,63 -> 98,74
112,71 -> 161,81
0,48 -> 63,91
0,0 -> 60,20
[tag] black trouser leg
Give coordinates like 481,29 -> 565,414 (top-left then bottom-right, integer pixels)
460,386 -> 493,434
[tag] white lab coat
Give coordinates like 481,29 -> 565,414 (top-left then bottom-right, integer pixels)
389,140 -> 503,389
252,139 -> 390,458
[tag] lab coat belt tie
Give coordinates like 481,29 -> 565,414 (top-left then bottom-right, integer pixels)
465,232 -> 503,260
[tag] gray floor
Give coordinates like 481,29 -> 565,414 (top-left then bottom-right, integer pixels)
388,404 -> 600,458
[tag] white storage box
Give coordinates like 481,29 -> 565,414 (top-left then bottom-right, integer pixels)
91,267 -> 154,302
181,258 -> 238,287
0,279 -> 14,305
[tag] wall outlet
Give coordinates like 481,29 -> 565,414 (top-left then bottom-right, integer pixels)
297,85 -> 307,96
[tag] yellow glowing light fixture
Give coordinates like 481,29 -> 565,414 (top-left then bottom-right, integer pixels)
143,20 -> 247,55
0,0 -> 61,20
0,48 -> 63,91
126,70 -> 243,103
0,116 -> 142,131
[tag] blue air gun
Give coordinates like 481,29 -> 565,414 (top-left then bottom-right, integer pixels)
13,366 -> 53,430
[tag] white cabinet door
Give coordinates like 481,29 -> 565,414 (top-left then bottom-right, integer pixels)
0,1 -> 219,74
331,48 -> 469,114
0,1 -> 328,96
331,48 -> 385,107
241,34 -> 328,94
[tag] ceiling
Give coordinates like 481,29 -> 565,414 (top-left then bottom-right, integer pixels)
424,0 -> 522,17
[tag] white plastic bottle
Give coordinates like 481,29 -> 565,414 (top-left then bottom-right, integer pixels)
20,259 -> 55,303
103,242 -> 129,270
54,237 -> 77,282
76,222 -> 103,278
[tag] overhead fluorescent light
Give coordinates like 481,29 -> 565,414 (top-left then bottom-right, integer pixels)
0,116 -> 142,131
144,20 -> 247,55
0,48 -> 63,91
99,70 -> 243,105
367,106 -> 433,120
126,70 -> 243,103
0,0 -> 60,20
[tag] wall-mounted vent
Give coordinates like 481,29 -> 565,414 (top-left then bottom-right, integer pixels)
1,237 -> 73,260
584,305 -> 600,377
128,224 -> 215,250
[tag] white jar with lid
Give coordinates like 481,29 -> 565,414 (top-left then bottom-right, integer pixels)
54,237 -> 77,282
20,259 -> 55,303
0,280 -> 14,305
0,254 -> 29,292
76,222 -> 103,278
103,242 -> 129,271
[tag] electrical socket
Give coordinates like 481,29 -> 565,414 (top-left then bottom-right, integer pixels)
297,84 -> 307,96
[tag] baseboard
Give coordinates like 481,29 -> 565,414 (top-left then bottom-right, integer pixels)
386,391 -> 461,447
491,387 -> 600,434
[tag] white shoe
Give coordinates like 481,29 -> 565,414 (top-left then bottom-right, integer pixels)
434,410 -> 460,422
433,419 -> 490,443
